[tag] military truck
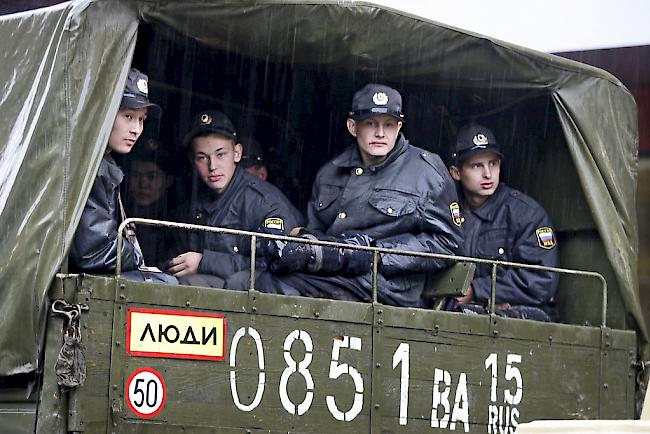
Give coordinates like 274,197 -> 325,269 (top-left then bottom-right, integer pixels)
0,1 -> 646,433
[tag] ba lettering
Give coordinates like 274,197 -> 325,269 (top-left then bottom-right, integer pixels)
431,368 -> 469,432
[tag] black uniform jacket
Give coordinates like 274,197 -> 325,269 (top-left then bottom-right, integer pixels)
307,134 -> 462,279
183,166 -> 304,279
462,184 -> 559,309
70,155 -> 143,272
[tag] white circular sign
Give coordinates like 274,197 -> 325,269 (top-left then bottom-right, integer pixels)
126,367 -> 167,418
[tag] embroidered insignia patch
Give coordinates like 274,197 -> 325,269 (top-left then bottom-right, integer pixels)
450,202 -> 462,227
535,227 -> 556,249
264,217 -> 284,231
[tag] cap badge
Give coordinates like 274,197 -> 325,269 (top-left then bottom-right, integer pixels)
472,133 -> 489,148
372,92 -> 389,106
136,78 -> 148,95
200,113 -> 212,125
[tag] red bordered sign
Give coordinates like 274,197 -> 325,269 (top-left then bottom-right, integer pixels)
125,367 -> 167,418
127,307 -> 226,361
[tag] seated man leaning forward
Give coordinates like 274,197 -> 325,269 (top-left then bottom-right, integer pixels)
166,110 -> 304,288
70,68 -> 177,284
447,123 -> 559,321
126,141 -> 176,269
256,83 -> 463,307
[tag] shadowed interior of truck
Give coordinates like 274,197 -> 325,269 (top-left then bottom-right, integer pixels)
120,21 -> 626,328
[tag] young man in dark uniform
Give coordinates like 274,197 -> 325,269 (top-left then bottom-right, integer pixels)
448,123 -> 559,321
166,110 -> 303,288
70,68 -> 176,284
257,84 -> 463,307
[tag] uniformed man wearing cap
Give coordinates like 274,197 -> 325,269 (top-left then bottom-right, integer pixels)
165,110 -> 303,288
448,123 -> 559,321
256,83 -> 463,307
70,68 -> 177,284
239,135 -> 268,181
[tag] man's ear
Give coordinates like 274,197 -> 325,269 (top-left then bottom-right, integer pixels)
346,118 -> 357,137
449,165 -> 461,181
257,165 -> 268,181
234,142 -> 243,163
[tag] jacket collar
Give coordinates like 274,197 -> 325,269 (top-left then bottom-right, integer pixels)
199,165 -> 245,214
103,154 -> 124,184
332,133 -> 409,171
469,184 -> 511,221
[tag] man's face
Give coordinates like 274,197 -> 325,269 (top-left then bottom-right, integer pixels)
450,151 -> 501,208
244,164 -> 268,181
129,160 -> 173,207
190,134 -> 242,194
347,115 -> 402,166
108,107 -> 148,154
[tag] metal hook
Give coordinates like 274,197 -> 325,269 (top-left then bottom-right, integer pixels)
51,300 -> 84,331
51,299 -> 70,316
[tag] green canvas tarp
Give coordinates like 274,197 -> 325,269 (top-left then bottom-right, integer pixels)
0,0 -> 644,376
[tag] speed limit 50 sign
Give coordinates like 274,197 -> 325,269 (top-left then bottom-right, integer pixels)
125,367 -> 167,418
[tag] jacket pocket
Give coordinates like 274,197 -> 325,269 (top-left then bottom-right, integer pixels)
368,187 -> 417,217
314,184 -> 342,211
476,227 -> 509,259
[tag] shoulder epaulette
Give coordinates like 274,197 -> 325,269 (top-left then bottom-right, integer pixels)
418,149 -> 447,178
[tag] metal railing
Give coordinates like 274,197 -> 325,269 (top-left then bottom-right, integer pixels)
117,218 -> 608,326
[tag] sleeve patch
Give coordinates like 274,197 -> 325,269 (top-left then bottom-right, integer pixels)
450,202 -> 462,227
264,217 -> 285,231
536,227 -> 556,249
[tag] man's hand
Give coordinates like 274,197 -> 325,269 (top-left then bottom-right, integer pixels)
266,240 -> 313,274
166,252 -> 203,277
263,229 -> 374,276
455,284 -> 475,305
336,232 -> 374,275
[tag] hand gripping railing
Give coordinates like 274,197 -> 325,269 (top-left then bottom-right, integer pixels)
117,218 -> 608,327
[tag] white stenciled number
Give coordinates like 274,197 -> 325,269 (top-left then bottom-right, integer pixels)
485,352 -> 498,402
229,327 -> 266,412
326,336 -> 364,421
392,343 -> 410,425
484,353 -> 523,404
485,353 -> 523,434
279,330 -> 314,415
504,354 -> 522,405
